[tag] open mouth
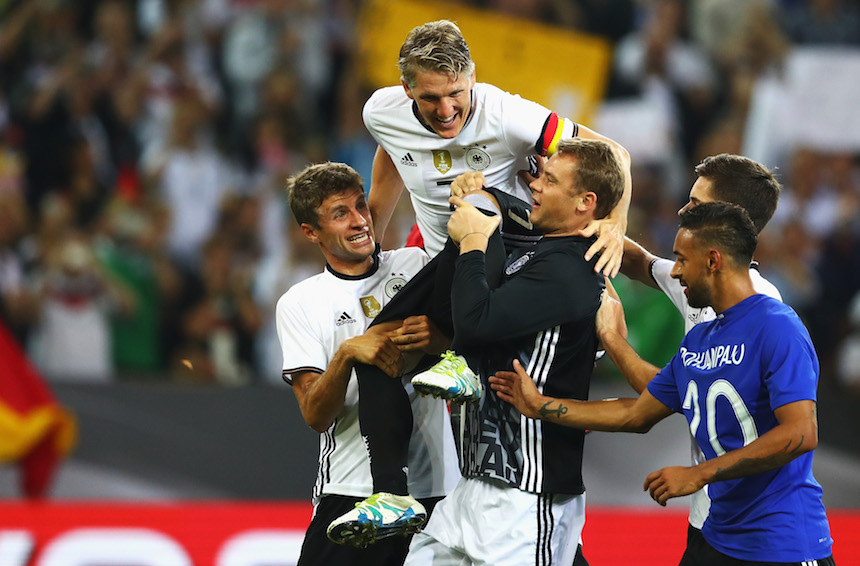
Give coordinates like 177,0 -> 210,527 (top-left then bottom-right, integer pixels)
347,232 -> 371,245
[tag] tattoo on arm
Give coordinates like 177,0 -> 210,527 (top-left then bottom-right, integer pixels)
539,401 -> 568,421
711,435 -> 807,482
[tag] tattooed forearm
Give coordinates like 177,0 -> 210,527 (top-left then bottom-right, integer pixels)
711,435 -> 807,483
539,401 -> 569,421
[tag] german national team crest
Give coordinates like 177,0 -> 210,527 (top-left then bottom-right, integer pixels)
466,147 -> 491,171
505,251 -> 534,276
360,296 -> 382,318
385,276 -> 408,298
433,150 -> 452,173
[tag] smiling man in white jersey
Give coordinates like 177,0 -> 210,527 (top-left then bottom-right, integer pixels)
616,154 -> 783,560
365,20 -> 631,267
276,162 -> 460,565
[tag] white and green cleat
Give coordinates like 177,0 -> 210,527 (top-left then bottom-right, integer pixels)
326,492 -> 427,548
411,351 -> 482,404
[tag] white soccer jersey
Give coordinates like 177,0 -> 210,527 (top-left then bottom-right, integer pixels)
276,247 -> 460,505
363,82 -> 575,257
650,257 -> 783,529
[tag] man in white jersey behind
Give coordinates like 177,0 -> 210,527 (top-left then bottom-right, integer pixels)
616,153 -> 782,560
275,162 -> 460,566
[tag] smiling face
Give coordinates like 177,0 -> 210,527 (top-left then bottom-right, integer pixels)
302,187 -> 375,275
528,153 -> 592,235
404,69 -> 475,139
670,228 -> 712,309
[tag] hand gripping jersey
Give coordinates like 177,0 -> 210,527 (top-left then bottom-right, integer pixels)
647,295 -> 833,563
275,246 -> 460,505
650,258 -> 782,530
449,236 -> 604,495
363,82 -> 576,257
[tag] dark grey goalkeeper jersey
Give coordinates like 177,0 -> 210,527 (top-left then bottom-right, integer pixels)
450,235 -> 605,495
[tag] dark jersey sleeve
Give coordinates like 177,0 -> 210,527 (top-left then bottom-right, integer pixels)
451,248 -> 601,346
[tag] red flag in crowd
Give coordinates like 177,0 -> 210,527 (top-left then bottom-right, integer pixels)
0,320 -> 77,499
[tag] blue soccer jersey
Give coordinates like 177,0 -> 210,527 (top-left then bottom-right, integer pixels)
648,294 -> 833,562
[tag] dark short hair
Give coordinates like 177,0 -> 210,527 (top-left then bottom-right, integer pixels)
287,162 -> 364,227
679,202 -> 758,266
694,154 -> 781,234
555,138 -> 624,219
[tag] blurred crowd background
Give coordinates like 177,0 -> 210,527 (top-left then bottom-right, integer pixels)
0,0 -> 858,394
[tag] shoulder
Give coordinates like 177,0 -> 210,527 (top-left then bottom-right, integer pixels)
527,237 -> 601,281
276,273 -> 327,312
750,268 -> 782,302
474,82 -> 549,115
363,86 -> 410,118
379,246 -> 430,269
742,296 -> 809,346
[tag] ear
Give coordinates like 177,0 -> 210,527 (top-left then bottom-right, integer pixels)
300,223 -> 320,244
707,248 -> 722,273
469,67 -> 477,86
576,191 -> 598,213
402,80 -> 415,100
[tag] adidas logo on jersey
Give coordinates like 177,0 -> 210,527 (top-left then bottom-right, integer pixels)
400,153 -> 418,167
336,312 -> 356,326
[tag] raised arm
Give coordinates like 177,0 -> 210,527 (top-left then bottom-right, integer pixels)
291,325 -> 404,432
367,146 -> 406,245
489,359 -> 673,432
620,237 -> 661,290
644,400 -> 818,506
575,124 -> 632,279
596,292 -> 660,393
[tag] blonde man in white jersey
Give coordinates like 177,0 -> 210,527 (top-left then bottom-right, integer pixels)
616,153 -> 782,561
276,162 -> 460,566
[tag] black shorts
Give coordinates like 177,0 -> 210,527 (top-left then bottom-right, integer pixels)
680,523 -> 836,566
297,494 -> 443,566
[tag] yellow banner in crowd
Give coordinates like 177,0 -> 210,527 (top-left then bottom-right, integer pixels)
357,0 -> 611,124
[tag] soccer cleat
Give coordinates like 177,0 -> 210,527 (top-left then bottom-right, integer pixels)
326,492 -> 427,547
411,351 -> 482,403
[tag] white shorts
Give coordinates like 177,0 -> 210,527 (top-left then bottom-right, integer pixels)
404,476 -> 585,566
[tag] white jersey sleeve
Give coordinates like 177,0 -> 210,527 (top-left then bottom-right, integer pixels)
275,275 -> 330,384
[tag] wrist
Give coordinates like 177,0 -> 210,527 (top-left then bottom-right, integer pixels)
459,232 -> 490,254
461,231 -> 490,241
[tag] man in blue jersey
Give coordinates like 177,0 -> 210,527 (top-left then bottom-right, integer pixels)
618,153 -> 783,560
489,202 -> 835,566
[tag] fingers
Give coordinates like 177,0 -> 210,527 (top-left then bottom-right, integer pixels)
488,374 -> 514,404
389,315 -> 431,351
584,234 -> 623,278
643,470 -> 669,506
451,172 -> 486,198
512,358 -> 530,378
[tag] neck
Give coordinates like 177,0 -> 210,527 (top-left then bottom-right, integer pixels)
323,243 -> 378,277
711,269 -> 756,314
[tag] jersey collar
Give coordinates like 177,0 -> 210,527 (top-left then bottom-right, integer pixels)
324,244 -> 382,280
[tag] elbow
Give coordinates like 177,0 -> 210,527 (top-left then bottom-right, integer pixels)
800,423 -> 818,453
307,418 -> 333,434
302,410 -> 335,433
625,411 -> 657,434
629,420 -> 654,434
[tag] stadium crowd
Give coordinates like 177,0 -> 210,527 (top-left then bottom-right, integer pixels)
0,0 -> 857,393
